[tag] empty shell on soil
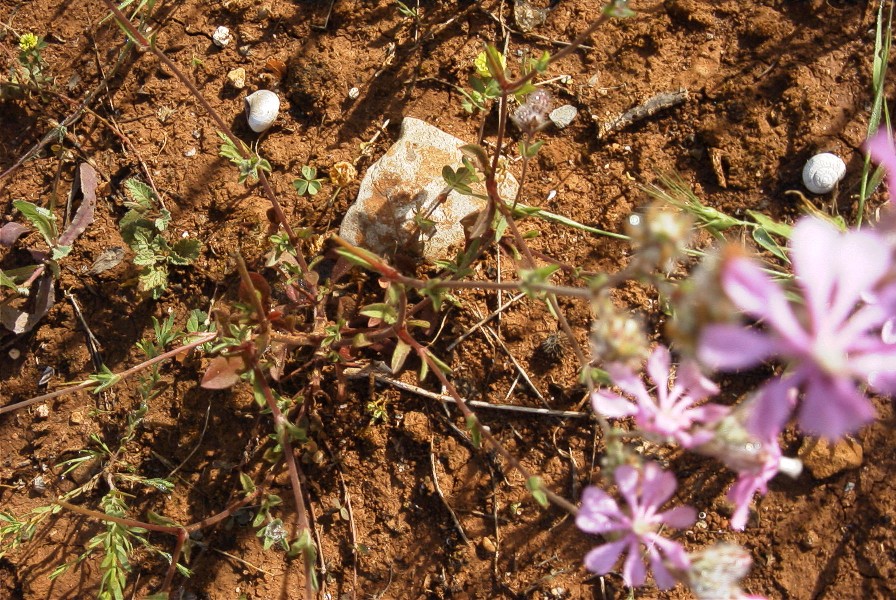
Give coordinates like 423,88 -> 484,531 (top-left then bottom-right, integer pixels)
802,152 -> 846,194
244,89 -> 279,132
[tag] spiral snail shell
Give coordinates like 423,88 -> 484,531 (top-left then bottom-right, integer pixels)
802,152 -> 846,195
244,90 -> 279,133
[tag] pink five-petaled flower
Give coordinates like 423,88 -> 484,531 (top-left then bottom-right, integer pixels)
698,217 -> 896,440
576,462 -> 696,589
592,345 -> 729,448
865,128 -> 896,197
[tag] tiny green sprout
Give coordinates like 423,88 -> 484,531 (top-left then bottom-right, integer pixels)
292,166 -> 325,197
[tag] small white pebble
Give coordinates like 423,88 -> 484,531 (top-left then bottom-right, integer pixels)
184,147 -> 197,157
212,26 -> 232,48
8,348 -> 20,360
348,86 -> 360,100
549,104 -> 578,129
34,404 -> 49,418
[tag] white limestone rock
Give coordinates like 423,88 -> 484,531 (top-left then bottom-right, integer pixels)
340,117 -> 518,263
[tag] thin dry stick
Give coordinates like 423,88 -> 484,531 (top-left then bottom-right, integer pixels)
347,368 -> 586,419
430,440 -> 470,544
0,332 -> 216,416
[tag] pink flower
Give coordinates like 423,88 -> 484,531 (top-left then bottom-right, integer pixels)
699,217 -> 896,439
592,346 -> 729,448
576,462 -> 696,589
865,128 -> 896,196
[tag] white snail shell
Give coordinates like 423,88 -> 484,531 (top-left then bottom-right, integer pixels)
802,152 -> 846,194
244,90 -> 279,133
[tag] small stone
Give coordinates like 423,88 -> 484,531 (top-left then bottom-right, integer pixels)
70,411 -> 84,425
226,67 -> 246,90
8,348 -> 20,360
212,26 -> 232,48
348,86 -> 360,100
800,529 -> 821,550
184,147 -> 197,158
798,436 -> 863,479
480,536 -> 496,553
34,404 -> 49,419
549,104 -> 578,129
340,117 -> 519,262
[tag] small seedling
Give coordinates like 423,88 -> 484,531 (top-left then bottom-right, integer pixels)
292,166 -> 325,197
119,178 -> 200,299
218,132 -> 272,184
14,32 -> 51,91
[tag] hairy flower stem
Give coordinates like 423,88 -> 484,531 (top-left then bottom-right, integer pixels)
399,329 -> 580,515
98,0 -> 313,282
0,331 -> 217,416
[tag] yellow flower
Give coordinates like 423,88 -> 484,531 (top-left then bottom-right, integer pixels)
19,33 -> 39,52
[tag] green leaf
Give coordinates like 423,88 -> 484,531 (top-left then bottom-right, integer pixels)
89,365 -> 121,393
239,472 -> 256,495
170,238 -> 201,265
526,476 -> 549,508
140,265 -> 169,298
751,228 -> 789,262
745,210 -> 792,240
390,339 -> 412,374
0,268 -> 22,292
13,199 -> 57,246
519,140 -> 544,159
465,415 -> 481,448
359,302 -> 398,324
124,178 -> 157,209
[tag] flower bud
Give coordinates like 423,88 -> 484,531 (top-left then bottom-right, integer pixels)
330,161 -> 357,188
590,294 -> 649,368
511,89 -> 553,135
626,201 -> 693,274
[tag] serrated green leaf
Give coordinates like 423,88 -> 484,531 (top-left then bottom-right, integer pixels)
170,238 -> 200,265
124,178 -> 156,209
51,245 -> 72,260
140,265 -> 169,298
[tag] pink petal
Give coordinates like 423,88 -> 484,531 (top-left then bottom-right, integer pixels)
639,461 -> 677,509
622,539 -> 648,587
646,345 -> 672,401
614,465 -> 641,510
722,257 -> 807,346
591,390 -> 636,418
659,505 -> 697,529
605,362 -> 651,404
727,477 -> 757,531
576,486 -> 624,534
865,128 -> 896,197
745,377 -> 797,440
647,545 -> 678,589
798,375 -> 876,439
698,325 -> 777,371
583,539 -> 627,575
676,361 -> 720,400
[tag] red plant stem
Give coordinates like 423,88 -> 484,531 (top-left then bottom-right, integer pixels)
250,360 -> 316,600
0,332 -> 216,416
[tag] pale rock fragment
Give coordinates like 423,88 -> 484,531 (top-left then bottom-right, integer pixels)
340,117 -> 518,262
